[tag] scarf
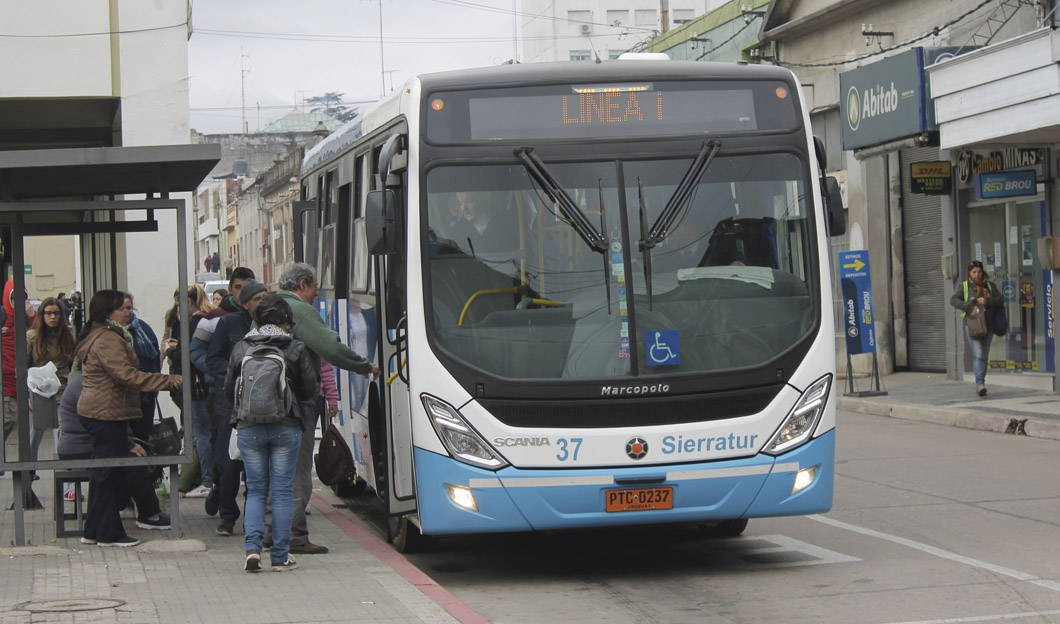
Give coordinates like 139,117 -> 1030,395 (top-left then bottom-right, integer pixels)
246,324 -> 289,338
106,318 -> 135,348
970,274 -> 988,300
127,315 -> 160,361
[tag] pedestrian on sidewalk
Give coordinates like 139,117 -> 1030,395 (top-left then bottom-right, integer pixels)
950,260 -> 1003,397
224,294 -> 317,572
205,274 -> 268,537
57,372 -> 170,533
27,297 -> 75,464
74,290 -> 182,548
274,263 -> 379,555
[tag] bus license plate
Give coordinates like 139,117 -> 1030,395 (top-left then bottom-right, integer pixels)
605,487 -> 673,512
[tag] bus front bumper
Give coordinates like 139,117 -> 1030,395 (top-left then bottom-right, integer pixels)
414,429 -> 834,535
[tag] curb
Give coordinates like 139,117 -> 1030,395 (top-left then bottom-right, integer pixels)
837,397 -> 1060,442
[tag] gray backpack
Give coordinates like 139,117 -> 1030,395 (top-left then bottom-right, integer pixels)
234,342 -> 294,424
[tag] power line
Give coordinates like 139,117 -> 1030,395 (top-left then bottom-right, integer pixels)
424,0 -> 657,32
193,28 -> 625,44
694,15 -> 760,60
776,0 -> 996,68
0,21 -> 187,38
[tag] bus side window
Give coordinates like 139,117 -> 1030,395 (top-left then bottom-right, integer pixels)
350,152 -> 372,293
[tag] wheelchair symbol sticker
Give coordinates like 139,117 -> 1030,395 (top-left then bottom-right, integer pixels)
646,330 -> 680,366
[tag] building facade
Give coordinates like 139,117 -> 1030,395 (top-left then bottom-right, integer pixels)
519,0 -> 721,62
758,0 -> 1049,389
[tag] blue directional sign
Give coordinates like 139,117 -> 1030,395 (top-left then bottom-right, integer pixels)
838,250 -> 876,355
646,330 -> 681,366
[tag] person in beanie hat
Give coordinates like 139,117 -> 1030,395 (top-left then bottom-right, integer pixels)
205,277 -> 269,537
239,279 -> 267,306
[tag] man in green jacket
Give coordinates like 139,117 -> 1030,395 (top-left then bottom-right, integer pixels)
276,263 -> 380,554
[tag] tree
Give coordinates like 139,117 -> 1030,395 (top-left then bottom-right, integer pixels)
306,92 -> 357,123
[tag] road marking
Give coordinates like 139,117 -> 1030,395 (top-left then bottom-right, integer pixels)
808,514 -> 1059,591
886,609 -> 1060,623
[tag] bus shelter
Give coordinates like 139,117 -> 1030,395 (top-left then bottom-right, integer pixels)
0,144 -> 220,545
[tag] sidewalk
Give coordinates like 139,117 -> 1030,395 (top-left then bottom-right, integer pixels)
0,465 -> 485,624
838,371 -> 1060,441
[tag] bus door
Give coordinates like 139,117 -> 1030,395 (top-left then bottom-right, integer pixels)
367,133 -> 417,526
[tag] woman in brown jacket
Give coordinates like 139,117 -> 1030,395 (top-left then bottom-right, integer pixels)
75,290 -> 182,547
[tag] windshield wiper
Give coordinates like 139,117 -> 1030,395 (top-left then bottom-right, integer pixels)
640,140 -> 721,251
515,147 -> 608,253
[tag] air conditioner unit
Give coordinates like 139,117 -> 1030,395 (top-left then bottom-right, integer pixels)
580,23 -> 592,34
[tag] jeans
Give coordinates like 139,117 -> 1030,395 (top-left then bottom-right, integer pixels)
190,399 -> 213,488
238,424 -> 301,564
965,324 -> 993,386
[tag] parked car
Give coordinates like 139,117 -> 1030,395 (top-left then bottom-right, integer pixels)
195,272 -> 222,285
202,280 -> 228,298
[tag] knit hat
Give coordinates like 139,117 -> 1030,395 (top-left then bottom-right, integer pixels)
239,279 -> 267,305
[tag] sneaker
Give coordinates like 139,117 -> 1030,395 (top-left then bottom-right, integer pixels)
244,551 -> 262,573
271,554 -> 298,572
64,489 -> 84,502
136,515 -> 171,530
79,536 -> 97,545
289,541 -> 328,555
98,536 -> 140,548
204,487 -> 220,516
216,520 -> 235,537
185,484 -> 212,498
977,385 -> 987,397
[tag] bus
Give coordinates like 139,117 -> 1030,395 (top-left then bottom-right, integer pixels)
300,57 -> 845,551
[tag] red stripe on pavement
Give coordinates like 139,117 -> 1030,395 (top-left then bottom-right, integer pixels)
311,493 -> 491,624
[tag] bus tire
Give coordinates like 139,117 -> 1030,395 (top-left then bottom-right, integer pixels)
701,518 -> 748,537
390,515 -> 432,553
332,475 -> 368,498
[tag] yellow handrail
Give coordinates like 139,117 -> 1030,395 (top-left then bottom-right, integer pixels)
386,356 -> 408,386
458,288 -> 518,326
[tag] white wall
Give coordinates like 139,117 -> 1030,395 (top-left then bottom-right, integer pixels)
116,1 -> 194,335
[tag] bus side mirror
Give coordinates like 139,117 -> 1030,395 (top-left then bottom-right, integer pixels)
366,189 -> 399,255
821,176 -> 845,237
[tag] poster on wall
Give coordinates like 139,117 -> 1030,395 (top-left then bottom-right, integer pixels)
1022,226 -> 1034,266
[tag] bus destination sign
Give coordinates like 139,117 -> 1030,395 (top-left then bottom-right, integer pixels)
425,80 -> 799,142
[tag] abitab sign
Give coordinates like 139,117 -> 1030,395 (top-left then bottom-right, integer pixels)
839,48 -> 957,151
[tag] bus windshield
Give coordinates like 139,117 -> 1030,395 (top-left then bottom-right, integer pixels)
424,152 -> 815,380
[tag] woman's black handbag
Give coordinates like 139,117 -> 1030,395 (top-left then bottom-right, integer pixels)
993,306 -> 1008,336
145,416 -> 181,457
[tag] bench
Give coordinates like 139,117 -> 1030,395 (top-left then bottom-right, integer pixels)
53,468 -> 90,538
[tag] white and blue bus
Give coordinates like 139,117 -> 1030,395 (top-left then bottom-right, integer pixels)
300,57 -> 845,551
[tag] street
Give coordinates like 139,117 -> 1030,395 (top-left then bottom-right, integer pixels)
345,408 -> 1060,624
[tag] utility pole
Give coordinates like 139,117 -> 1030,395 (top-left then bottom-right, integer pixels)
240,48 -> 250,133
378,1 -> 386,96
660,0 -> 669,34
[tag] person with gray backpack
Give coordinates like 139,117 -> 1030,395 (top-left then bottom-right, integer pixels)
223,294 -> 317,572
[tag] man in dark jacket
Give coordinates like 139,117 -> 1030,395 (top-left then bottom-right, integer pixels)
204,276 -> 268,536
275,263 -> 379,555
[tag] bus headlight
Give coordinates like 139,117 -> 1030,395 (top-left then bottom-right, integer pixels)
763,374 -> 831,456
421,394 -> 508,470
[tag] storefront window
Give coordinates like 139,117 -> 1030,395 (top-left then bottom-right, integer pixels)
967,193 -> 1050,373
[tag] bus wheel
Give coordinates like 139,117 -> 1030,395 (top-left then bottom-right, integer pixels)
389,515 -> 432,553
332,475 -> 368,498
701,518 -> 748,537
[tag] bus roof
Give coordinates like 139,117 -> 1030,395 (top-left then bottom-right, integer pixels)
416,60 -> 794,92
302,60 -> 796,176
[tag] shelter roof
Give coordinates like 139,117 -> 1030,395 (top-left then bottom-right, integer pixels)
0,144 -> 221,199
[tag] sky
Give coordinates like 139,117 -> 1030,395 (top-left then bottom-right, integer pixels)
188,0 -> 526,134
